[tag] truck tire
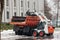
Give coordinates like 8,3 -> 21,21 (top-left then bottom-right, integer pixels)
32,31 -> 37,37
39,31 -> 45,37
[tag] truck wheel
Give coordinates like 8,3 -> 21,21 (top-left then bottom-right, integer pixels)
39,31 -> 45,37
33,31 -> 37,37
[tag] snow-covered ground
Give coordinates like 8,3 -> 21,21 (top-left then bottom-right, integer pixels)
1,28 -> 60,40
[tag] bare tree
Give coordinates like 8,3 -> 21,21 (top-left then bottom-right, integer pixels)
44,0 -> 52,20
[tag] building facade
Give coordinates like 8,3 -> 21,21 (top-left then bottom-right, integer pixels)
2,0 -> 44,23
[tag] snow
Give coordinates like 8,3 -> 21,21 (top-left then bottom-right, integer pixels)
1,30 -> 14,35
1,28 -> 60,36
1,28 -> 60,40
1,30 -> 15,37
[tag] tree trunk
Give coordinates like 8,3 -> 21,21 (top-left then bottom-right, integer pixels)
0,0 -> 4,26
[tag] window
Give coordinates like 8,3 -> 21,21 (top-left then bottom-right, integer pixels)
14,12 -> 16,16
14,0 -> 16,7
28,1 -> 29,8
21,12 -> 23,17
34,2 -> 35,10
6,0 -> 9,6
7,11 -> 9,19
21,1 -> 23,7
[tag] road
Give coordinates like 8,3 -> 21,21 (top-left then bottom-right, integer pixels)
1,28 -> 60,40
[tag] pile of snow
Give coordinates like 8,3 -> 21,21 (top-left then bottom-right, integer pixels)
1,30 -> 15,36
